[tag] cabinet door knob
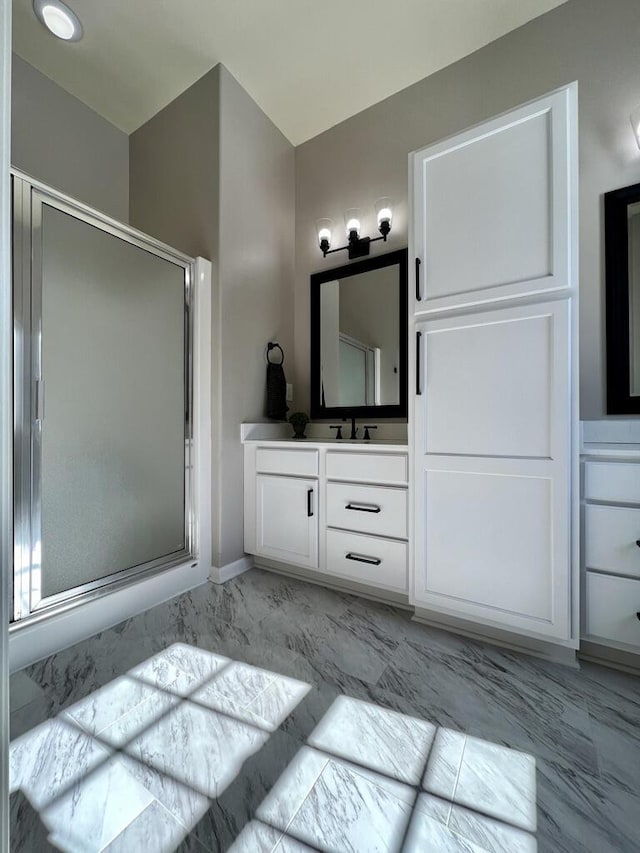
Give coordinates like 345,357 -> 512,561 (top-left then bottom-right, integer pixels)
346,552 -> 382,566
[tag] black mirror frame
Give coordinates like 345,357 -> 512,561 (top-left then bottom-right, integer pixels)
310,248 -> 408,420
605,182 -> 640,415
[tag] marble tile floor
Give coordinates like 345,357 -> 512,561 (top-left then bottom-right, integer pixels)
9,567 -> 640,853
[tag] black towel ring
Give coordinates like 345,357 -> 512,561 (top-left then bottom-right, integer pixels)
266,342 -> 285,365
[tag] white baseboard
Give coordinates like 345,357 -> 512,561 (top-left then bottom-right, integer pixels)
9,561 -> 209,672
210,556 -> 254,585
578,640 -> 640,676
412,608 -> 579,667
254,557 -> 411,608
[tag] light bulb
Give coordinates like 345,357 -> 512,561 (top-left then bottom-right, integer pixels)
375,197 -> 393,239
316,218 -> 333,255
345,208 -> 361,238
375,197 -> 393,225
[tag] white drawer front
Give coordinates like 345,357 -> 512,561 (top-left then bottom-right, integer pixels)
256,447 -> 318,478
327,483 -> 407,539
325,529 -> 407,592
326,452 -> 408,484
584,461 -> 640,505
586,572 -> 640,649
585,504 -> 640,578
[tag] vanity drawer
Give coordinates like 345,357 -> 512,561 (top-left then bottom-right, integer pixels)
326,452 -> 408,485
586,572 -> 640,649
327,482 -> 407,539
584,461 -> 640,505
325,529 -> 407,592
585,504 -> 640,578
255,447 -> 318,477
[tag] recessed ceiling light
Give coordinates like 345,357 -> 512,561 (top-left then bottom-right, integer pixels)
33,0 -> 83,42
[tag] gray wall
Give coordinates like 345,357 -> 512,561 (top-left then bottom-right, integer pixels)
12,54 -> 129,221
130,64 -> 295,569
129,67 -> 220,261
217,65 -> 295,566
294,0 -> 640,419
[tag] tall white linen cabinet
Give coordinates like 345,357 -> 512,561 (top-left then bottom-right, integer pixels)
409,84 -> 579,648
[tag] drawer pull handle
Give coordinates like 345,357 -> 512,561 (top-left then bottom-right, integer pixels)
307,488 -> 314,517
345,503 -> 381,514
415,257 -> 422,301
346,552 -> 381,566
416,331 -> 422,396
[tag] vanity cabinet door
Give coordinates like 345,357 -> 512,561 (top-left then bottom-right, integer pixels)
413,299 -> 573,640
255,475 -> 318,569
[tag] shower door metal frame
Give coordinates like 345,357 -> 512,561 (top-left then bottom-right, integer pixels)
12,170 -> 196,624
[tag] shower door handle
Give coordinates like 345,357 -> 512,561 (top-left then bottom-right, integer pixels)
35,380 -> 45,422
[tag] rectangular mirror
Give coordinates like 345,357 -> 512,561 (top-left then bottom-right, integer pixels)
310,249 -> 407,419
605,182 -> 640,414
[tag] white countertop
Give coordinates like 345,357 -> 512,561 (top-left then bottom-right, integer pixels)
242,437 -> 408,450
241,421 -> 408,447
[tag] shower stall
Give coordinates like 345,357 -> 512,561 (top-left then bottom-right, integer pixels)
11,171 -> 207,625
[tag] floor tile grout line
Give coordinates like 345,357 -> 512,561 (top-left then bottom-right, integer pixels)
95,786 -> 154,853
449,734 -> 468,821
277,756 -> 332,839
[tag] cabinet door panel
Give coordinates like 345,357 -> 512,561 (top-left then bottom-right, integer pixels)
425,470 -> 553,620
256,475 -> 318,569
412,85 -> 576,313
425,309 -> 554,458
413,300 -> 572,640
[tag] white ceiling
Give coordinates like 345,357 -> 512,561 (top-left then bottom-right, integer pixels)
12,0 -> 568,145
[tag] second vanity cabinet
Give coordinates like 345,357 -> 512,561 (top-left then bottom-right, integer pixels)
244,440 -> 409,595
581,429 -> 640,658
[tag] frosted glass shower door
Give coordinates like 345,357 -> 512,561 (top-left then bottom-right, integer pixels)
13,177 -> 194,618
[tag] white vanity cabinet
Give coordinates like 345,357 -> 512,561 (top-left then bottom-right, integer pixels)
581,424 -> 640,660
248,447 -> 319,569
244,440 -> 409,596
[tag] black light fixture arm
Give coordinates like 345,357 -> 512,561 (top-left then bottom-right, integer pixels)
322,231 -> 389,260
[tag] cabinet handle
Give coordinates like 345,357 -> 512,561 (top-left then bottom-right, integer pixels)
346,552 -> 381,566
307,488 -> 314,517
415,258 -> 422,301
636,540 -> 640,547
416,331 -> 422,396
637,612 -> 640,621
345,502 -> 381,514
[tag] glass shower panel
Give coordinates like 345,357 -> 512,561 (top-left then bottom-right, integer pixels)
38,204 -> 187,599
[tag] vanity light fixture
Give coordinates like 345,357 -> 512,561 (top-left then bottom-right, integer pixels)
631,105 -> 640,150
33,0 -> 83,41
316,198 -> 393,260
